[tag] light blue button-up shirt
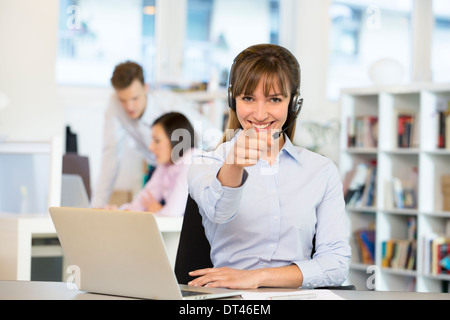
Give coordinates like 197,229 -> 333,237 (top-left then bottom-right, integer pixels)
188,130 -> 351,288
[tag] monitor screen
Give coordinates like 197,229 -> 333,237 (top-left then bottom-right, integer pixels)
0,138 -> 62,214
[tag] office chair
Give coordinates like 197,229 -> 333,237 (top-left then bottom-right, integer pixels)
174,195 -> 213,285
174,195 -> 355,290
62,153 -> 91,199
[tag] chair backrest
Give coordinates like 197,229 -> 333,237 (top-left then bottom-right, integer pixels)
174,195 -> 213,284
62,153 -> 91,199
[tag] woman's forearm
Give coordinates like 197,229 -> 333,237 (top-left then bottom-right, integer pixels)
255,264 -> 303,288
217,163 -> 245,188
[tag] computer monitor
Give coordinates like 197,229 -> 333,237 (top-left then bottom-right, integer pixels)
0,137 -> 62,214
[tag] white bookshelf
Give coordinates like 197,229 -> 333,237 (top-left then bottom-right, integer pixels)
339,83 -> 450,292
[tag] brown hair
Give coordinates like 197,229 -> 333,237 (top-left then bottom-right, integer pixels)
224,44 -> 300,142
110,61 -> 145,89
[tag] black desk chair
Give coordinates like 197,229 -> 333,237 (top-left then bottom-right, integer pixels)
174,195 -> 355,290
175,195 -> 213,285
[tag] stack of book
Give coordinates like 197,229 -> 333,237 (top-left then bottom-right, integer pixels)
343,161 -> 377,208
424,236 -> 450,275
397,113 -> 419,148
443,175 -> 450,212
423,220 -> 450,275
381,239 -> 417,270
381,217 -> 417,270
347,116 -> 378,148
437,106 -> 450,149
354,228 -> 375,265
384,167 -> 418,210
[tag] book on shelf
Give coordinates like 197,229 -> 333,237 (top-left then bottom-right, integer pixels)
437,100 -> 450,149
381,217 -> 417,270
423,234 -> 450,275
347,115 -> 378,148
447,113 -> 450,150
354,228 -> 375,265
397,113 -> 419,148
442,175 -> 450,211
381,239 -> 417,270
343,160 -> 377,208
385,167 -> 418,210
423,222 -> 450,275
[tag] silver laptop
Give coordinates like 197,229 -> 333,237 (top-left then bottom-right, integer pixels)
49,207 -> 242,300
60,174 -> 90,208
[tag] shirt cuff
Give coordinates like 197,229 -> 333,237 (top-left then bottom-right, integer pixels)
294,258 -> 348,288
204,169 -> 248,224
294,259 -> 324,288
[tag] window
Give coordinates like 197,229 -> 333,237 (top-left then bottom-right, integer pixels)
432,0 -> 450,83
56,0 -> 279,88
56,0 -> 156,86
327,0 -> 413,100
183,0 -> 280,86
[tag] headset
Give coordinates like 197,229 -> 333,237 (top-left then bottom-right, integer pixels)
227,45 -> 303,139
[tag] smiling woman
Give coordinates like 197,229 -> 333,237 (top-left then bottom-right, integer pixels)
235,82 -> 288,133
187,44 -> 351,290
225,44 -> 301,143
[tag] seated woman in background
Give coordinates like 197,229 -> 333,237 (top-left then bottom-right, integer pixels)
119,112 -> 196,216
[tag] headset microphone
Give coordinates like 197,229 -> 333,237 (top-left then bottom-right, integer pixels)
272,97 -> 303,140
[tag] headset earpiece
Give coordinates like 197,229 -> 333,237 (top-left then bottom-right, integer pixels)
289,87 -> 304,117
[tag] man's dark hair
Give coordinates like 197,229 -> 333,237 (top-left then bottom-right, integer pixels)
110,61 -> 145,89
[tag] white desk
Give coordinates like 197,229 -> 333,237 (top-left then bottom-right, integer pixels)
0,280 -> 449,300
0,213 -> 182,281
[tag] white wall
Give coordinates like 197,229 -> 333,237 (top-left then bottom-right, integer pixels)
0,0 -> 63,140
280,0 -> 340,162
211,0 -> 272,55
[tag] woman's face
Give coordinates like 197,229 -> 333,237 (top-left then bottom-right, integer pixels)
235,77 -> 290,137
149,124 -> 173,165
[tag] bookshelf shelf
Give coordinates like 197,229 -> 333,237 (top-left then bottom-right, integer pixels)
346,148 -> 378,155
421,211 -> 450,218
346,206 -> 377,213
340,83 -> 450,292
424,149 -> 450,155
423,273 -> 450,281
382,208 -> 419,216
381,267 -> 417,277
383,148 -> 420,155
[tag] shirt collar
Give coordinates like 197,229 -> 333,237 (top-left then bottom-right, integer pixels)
279,134 -> 304,165
139,97 -> 153,127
